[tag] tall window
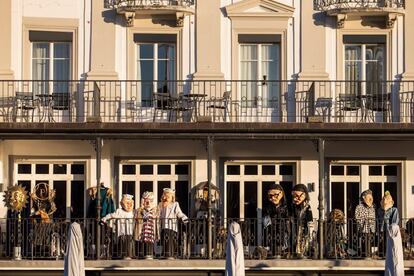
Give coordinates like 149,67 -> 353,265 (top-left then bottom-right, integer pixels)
30,31 -> 72,94
344,35 -> 386,96
240,43 -> 280,107
135,34 -> 177,107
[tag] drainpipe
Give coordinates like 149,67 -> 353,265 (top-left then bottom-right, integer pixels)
96,137 -> 102,260
318,138 -> 325,259
207,136 -> 213,259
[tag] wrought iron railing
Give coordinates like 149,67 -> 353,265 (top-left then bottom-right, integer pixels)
1,80 -> 414,124
1,217 -> 413,260
314,0 -> 405,11
106,0 -> 195,9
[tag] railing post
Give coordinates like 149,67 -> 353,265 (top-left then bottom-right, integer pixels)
207,136 -> 213,260
93,81 -> 101,121
318,138 -> 325,259
95,137 -> 102,260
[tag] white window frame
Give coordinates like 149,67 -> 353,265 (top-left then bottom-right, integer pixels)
119,160 -> 192,209
329,161 -> 401,218
224,161 -> 296,220
13,159 -> 87,219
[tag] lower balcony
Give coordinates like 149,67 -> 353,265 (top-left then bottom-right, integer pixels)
0,80 -> 414,125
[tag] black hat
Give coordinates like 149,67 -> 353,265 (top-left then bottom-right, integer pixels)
292,183 -> 308,193
267,183 -> 284,192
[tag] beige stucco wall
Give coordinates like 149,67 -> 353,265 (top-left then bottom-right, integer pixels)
0,0 -> 14,79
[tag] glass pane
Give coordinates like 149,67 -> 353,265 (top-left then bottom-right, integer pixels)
347,182 -> 360,218
18,164 -> 31,174
122,181 -> 135,199
71,164 -> 84,174
369,166 -> 382,176
138,44 -> 154,59
71,181 -> 84,219
175,180 -> 189,216
158,181 -> 171,202
240,45 -> 258,105
331,182 -> 345,212
175,164 -> 189,175
227,181 -> 240,219
54,43 -> 71,59
345,46 -> 362,93
280,181 -> 293,209
244,181 -> 257,218
244,165 -> 258,175
35,164 -> 49,174
331,165 -> 344,175
54,180 -> 66,219
384,165 -> 397,176
158,44 -> 175,59
347,165 -> 360,176
369,182 -> 383,208
53,164 -> 67,174
122,165 -> 136,175
227,165 -> 240,175
140,164 -> 153,175
140,181 -> 153,199
262,165 -> 275,175
139,60 -> 154,81
158,165 -> 171,175
280,165 -> 293,175
33,43 -> 50,58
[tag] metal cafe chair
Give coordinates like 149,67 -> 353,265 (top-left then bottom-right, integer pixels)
50,92 -> 70,122
15,92 -> 38,122
365,93 -> 392,122
337,93 -> 362,122
207,91 -> 231,122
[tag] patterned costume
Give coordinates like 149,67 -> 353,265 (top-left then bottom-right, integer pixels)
354,189 -> 376,258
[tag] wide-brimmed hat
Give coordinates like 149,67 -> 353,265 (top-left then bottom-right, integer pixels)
163,188 -> 175,194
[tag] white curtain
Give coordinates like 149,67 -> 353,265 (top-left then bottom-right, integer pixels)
240,45 -> 258,105
53,43 -> 71,93
32,43 -> 50,94
345,45 -> 362,96
261,44 -> 280,107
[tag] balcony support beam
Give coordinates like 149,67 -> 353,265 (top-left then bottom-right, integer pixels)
207,136 -> 213,260
95,137 -> 103,260
317,138 -> 325,260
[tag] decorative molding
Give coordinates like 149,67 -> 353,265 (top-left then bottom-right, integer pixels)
176,12 -> 184,27
386,13 -> 397,28
225,0 -> 294,19
124,12 -> 135,27
336,14 -> 347,29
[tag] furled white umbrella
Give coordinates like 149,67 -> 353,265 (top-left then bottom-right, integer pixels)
385,224 -> 404,276
64,222 -> 85,276
225,221 -> 245,276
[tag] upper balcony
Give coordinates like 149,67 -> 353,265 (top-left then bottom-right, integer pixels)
105,0 -> 195,27
314,0 -> 405,28
1,80 -> 414,127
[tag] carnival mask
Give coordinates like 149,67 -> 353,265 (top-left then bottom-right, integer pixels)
292,191 -> 306,205
161,192 -> 174,203
141,191 -> 155,210
268,189 -> 283,206
362,193 -> 373,208
380,192 -> 394,211
120,194 -> 134,212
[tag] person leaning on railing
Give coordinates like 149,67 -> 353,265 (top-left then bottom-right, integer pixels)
354,189 -> 376,258
158,188 -> 189,259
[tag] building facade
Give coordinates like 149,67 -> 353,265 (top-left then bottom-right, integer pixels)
0,0 -> 414,275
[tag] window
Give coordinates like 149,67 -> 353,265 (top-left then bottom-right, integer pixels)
239,35 -> 281,108
329,163 -> 400,218
119,161 -> 190,215
135,34 -> 177,107
225,162 -> 295,219
15,161 -> 86,219
30,31 -> 72,95
344,35 -> 386,96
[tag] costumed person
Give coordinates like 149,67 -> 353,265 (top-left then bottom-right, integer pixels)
225,221 -> 245,276
385,224 -> 405,276
291,183 -> 313,258
263,183 -> 289,259
87,183 -> 115,219
64,222 -> 85,276
326,209 -> 347,259
377,191 -> 399,257
354,189 -> 376,258
134,191 -> 158,259
101,194 -> 135,259
192,182 -> 220,257
159,188 -> 188,259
